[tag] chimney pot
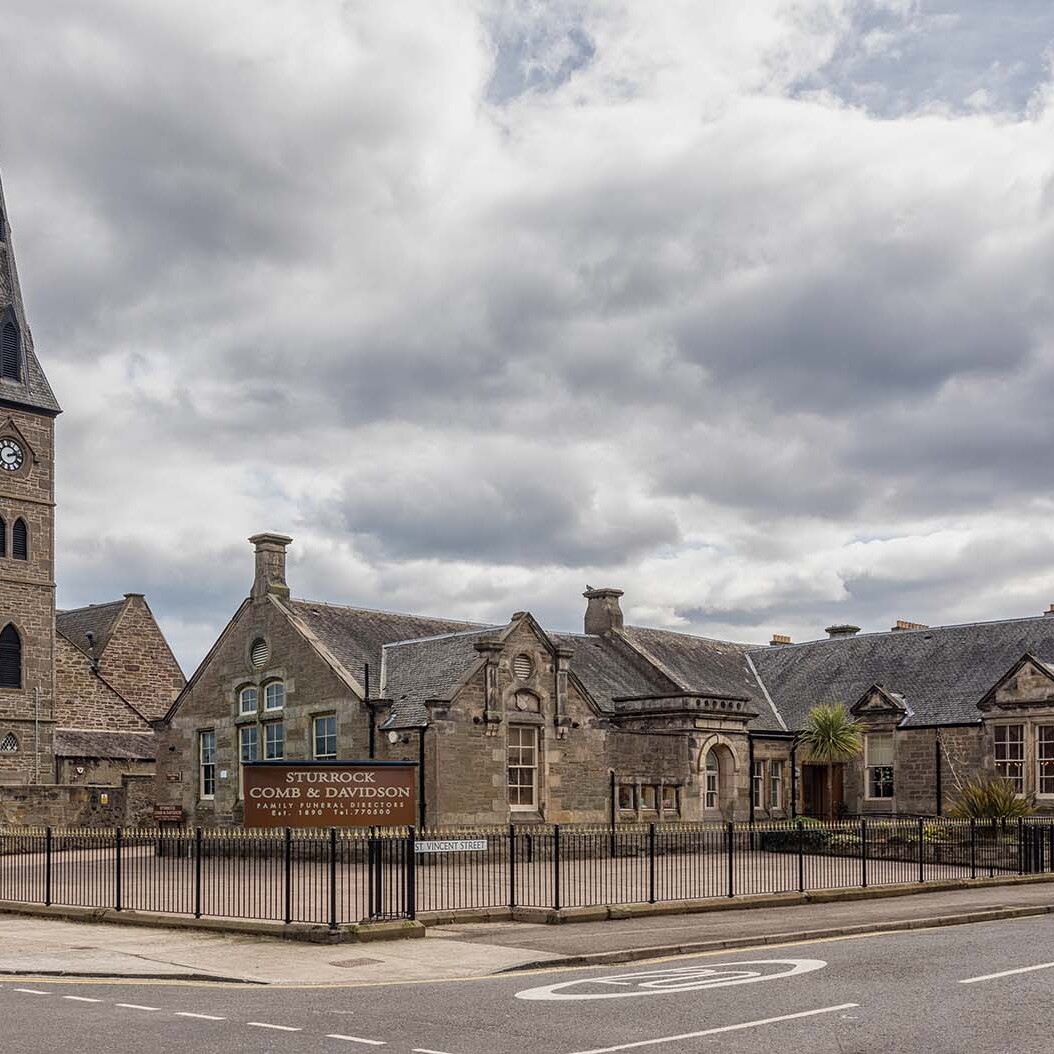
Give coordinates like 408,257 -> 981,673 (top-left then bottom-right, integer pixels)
891,619 -> 928,631
1045,604 -> 1054,617
583,587 -> 624,635
249,533 -> 293,600
825,624 -> 861,639
769,633 -> 791,646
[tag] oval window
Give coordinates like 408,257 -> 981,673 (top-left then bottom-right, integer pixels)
512,654 -> 533,680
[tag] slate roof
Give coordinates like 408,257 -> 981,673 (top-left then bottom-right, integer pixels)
381,626 -> 503,727
56,600 -> 126,655
286,599 -> 487,690
53,729 -> 156,760
553,631 -> 680,711
622,626 -> 785,730
747,615 -> 1054,728
0,172 -> 61,415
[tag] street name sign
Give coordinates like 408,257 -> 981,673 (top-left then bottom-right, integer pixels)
415,838 -> 488,853
242,761 -> 417,828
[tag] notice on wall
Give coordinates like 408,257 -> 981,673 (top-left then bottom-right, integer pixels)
241,762 -> 417,828
415,839 -> 487,853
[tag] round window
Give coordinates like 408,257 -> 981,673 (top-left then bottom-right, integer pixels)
512,654 -> 533,680
250,638 -> 270,670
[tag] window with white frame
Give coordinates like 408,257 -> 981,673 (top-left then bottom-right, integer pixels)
994,724 -> 1025,793
1037,726 -> 1054,797
313,714 -> 337,760
770,760 -> 784,809
865,733 -> 895,799
239,725 -> 258,798
199,730 -> 216,800
507,726 -> 538,810
264,720 -> 284,760
264,681 -> 285,712
704,751 -> 719,810
239,686 -> 258,716
751,760 -> 764,809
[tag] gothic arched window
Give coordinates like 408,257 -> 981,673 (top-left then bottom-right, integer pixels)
0,624 -> 21,688
1,321 -> 20,382
0,515 -> 6,558
0,732 -> 17,753
12,518 -> 27,561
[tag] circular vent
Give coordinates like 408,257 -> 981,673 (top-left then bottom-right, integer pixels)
250,638 -> 270,670
512,654 -> 533,680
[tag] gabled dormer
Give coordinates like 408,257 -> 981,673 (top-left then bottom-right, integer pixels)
851,683 -> 910,722
978,653 -> 1054,714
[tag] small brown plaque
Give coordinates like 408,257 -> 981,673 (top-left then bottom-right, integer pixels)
242,762 -> 417,828
153,805 -> 185,822
165,771 -> 182,783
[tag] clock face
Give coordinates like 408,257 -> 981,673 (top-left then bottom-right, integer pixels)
0,438 -> 23,472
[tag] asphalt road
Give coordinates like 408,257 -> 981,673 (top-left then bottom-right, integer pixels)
3,914 -> 1054,1054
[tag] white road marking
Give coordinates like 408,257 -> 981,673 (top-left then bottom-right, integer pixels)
326,1035 -> 386,1046
960,962 -> 1054,984
176,1012 -> 226,1020
562,1003 -> 860,1054
248,1022 -> 302,1032
413,1049 -> 457,1053
13,989 -> 49,995
63,996 -> 102,1003
517,959 -> 827,1001
115,1004 -> 159,1011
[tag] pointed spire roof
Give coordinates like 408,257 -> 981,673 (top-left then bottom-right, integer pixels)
0,169 -> 60,415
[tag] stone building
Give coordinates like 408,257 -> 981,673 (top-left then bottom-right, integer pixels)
0,168 -> 184,811
159,533 -> 1054,827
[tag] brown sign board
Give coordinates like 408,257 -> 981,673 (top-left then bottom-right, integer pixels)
153,805 -> 185,823
241,762 -> 417,829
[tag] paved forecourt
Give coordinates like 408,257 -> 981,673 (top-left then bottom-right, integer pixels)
5,913 -> 1054,1053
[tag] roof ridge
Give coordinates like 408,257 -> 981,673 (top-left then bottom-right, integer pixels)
57,599 -> 125,615
746,612 -> 1054,653
290,596 -> 487,628
625,624 -> 763,650
383,626 -> 504,649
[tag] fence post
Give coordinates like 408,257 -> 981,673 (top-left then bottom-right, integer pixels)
970,819 -> 977,880
917,816 -> 924,884
283,828 -> 292,925
1018,818 -> 1025,876
860,817 -> 867,889
194,827 -> 202,919
508,824 -> 517,909
727,821 -> 735,899
648,823 -> 656,904
114,826 -> 122,912
553,825 -> 561,912
797,819 -> 805,893
406,825 -> 416,921
329,827 -> 338,930
44,827 -> 52,906
1048,824 -> 1053,874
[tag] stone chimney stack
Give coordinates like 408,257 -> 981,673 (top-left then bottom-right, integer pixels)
249,533 -> 293,600
583,587 -> 625,635
825,624 -> 860,639
769,633 -> 791,646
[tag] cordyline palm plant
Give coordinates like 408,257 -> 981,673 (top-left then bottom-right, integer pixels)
947,777 -> 1036,820
797,704 -> 864,820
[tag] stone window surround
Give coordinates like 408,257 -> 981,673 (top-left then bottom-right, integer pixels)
199,729 -> 216,801
230,672 -> 294,721
507,724 -> 540,812
617,778 -> 684,820
864,731 -> 895,801
989,718 -> 1054,798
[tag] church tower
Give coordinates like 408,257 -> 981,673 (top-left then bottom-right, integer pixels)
0,169 -> 61,784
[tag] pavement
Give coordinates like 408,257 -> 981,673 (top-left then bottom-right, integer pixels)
1,879 -> 1054,984
4,913 -> 1054,1052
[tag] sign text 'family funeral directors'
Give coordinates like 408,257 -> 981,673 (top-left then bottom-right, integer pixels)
241,763 -> 417,828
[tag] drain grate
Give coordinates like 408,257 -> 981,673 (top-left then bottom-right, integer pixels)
328,957 -> 383,969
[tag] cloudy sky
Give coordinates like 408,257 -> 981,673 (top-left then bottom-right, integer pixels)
2,0 -> 1054,672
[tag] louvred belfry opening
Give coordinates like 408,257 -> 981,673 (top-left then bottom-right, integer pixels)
12,518 -> 27,560
1,321 -> 19,381
0,624 -> 21,688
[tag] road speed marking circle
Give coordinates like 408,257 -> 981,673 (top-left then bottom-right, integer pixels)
515,958 -> 827,1000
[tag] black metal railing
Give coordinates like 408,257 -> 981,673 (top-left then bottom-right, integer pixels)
0,817 -> 1049,925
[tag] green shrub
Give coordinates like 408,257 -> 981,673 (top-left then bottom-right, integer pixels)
947,778 -> 1036,820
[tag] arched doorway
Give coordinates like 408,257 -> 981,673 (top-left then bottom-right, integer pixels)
698,740 -> 736,818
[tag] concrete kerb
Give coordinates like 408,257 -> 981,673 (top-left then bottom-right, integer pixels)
503,904 -> 1054,973
0,900 -> 426,945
